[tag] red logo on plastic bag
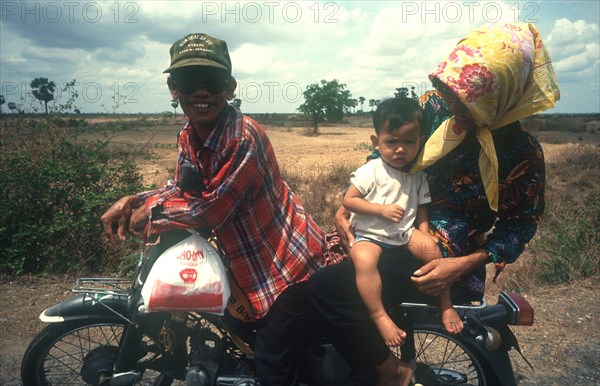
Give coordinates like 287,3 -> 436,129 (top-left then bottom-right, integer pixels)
179,268 -> 198,283
177,249 -> 206,263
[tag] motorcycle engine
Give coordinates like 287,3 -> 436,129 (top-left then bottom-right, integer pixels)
186,330 -> 222,386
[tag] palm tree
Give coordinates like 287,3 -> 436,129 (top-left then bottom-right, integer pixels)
171,99 -> 179,117
369,99 -> 376,111
358,96 -> 365,112
30,78 -> 56,115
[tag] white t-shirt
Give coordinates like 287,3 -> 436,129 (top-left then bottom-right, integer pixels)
349,158 -> 431,246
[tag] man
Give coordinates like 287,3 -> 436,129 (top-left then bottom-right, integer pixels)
100,33 -> 326,385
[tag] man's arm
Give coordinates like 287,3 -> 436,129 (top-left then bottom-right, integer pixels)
100,195 -> 143,245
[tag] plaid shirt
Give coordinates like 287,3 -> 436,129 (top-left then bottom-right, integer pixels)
139,105 -> 326,318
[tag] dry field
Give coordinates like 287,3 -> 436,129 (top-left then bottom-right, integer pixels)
1,115 -> 598,385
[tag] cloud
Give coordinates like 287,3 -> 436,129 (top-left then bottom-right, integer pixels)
230,44 -> 276,76
1,1 -> 598,113
546,18 -> 600,87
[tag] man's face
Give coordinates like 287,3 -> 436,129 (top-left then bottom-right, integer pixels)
169,66 -> 232,134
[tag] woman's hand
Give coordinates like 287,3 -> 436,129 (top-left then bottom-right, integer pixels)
334,205 -> 355,249
411,249 -> 490,297
100,195 -> 143,245
411,258 -> 464,297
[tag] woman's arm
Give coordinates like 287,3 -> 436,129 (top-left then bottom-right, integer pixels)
411,249 -> 491,297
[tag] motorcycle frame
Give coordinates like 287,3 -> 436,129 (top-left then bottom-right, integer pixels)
35,229 -> 524,386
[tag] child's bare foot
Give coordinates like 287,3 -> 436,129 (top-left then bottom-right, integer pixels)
442,307 -> 464,334
373,315 -> 406,347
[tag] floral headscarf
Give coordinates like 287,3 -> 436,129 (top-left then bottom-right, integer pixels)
412,23 -> 560,211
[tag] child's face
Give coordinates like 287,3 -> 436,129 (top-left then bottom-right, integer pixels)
371,120 -> 423,170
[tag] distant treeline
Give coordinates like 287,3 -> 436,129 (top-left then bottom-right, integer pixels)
525,113 -> 600,133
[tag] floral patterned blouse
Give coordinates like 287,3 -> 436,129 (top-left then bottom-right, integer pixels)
421,93 -> 545,297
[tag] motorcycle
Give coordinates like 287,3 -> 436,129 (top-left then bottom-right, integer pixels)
21,229 -> 534,386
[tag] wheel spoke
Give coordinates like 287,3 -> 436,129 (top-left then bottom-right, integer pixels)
24,321 -> 174,386
405,330 -> 485,385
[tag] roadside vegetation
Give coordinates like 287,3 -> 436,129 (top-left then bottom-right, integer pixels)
0,112 -> 598,290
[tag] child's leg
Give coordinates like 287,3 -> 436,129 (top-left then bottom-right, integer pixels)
351,241 -> 406,347
407,229 -> 442,263
408,230 -> 463,333
439,288 -> 464,334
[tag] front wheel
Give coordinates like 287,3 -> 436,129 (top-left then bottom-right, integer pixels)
21,318 -> 174,386
392,329 -> 490,386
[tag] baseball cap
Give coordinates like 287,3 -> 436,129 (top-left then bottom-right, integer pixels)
164,33 -> 232,74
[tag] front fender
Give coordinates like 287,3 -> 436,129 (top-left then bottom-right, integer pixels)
410,321 -> 517,386
40,293 -> 130,324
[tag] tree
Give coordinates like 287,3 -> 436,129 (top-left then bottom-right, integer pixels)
171,99 -> 179,117
298,79 -> 352,134
394,87 -> 410,98
369,99 -> 376,111
30,78 -> 56,115
232,98 -> 242,108
8,102 -> 17,113
395,86 -> 419,100
410,86 -> 418,100
0,94 -> 5,114
349,98 -> 358,114
358,96 -> 365,112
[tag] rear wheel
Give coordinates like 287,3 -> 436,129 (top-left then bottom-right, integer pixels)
392,329 -> 487,386
21,319 -> 174,386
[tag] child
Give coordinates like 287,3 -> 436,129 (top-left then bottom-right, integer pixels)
343,98 -> 463,347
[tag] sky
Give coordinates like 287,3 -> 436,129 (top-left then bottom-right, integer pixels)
1,0 -> 599,114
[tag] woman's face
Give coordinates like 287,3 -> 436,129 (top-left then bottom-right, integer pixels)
436,82 -> 479,131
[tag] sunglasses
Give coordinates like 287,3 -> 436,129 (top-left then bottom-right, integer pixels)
171,68 -> 229,94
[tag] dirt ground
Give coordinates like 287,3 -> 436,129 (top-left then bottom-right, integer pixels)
1,119 -> 599,385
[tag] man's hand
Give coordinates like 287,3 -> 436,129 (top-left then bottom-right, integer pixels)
334,206 -> 355,249
379,204 -> 405,223
129,206 -> 149,237
100,195 -> 143,245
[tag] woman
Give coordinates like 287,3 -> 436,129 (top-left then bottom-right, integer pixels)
307,22 -> 560,385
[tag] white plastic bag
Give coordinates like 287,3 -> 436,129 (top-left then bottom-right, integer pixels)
141,234 -> 230,314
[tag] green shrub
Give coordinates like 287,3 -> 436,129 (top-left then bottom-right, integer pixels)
0,121 -> 144,274
530,197 -> 599,284
529,144 -> 600,284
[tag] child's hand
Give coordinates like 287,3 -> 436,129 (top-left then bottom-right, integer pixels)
379,204 -> 405,223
